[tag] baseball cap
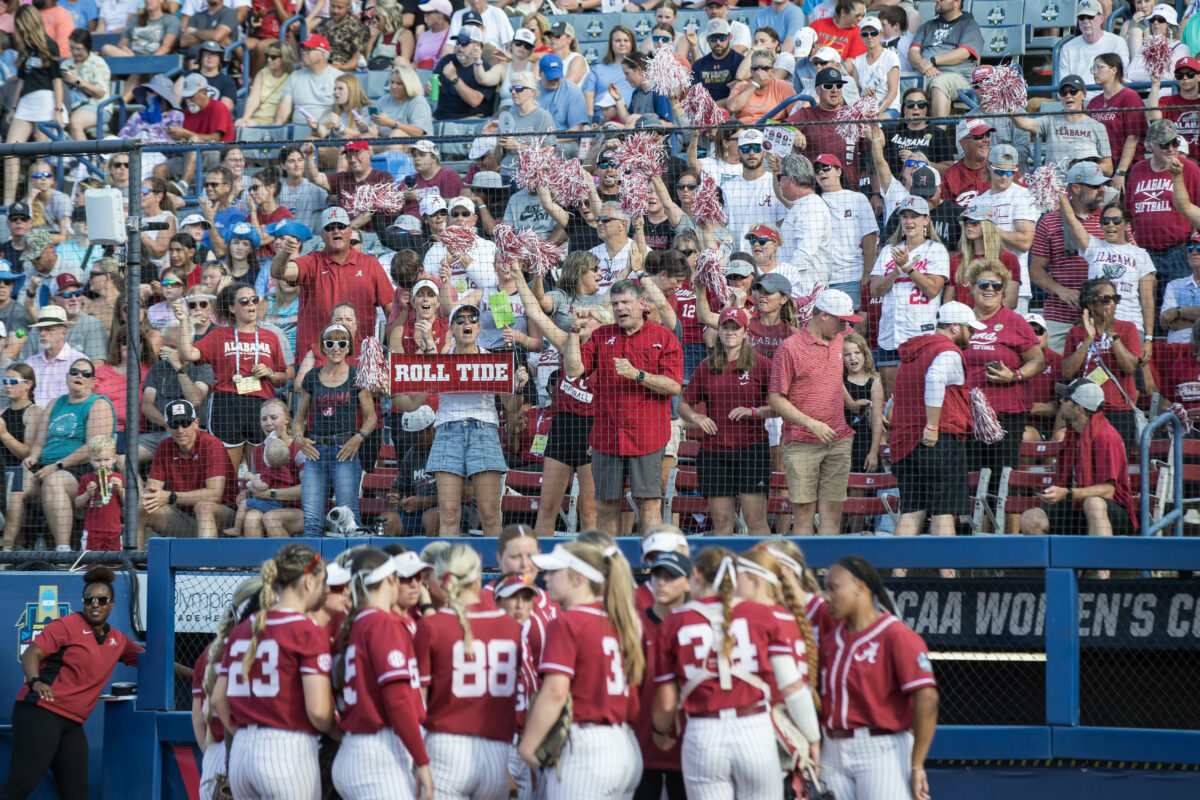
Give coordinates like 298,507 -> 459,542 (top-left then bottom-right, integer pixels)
179,213 -> 211,229
897,195 -> 930,216
595,92 -> 618,109
198,40 -> 224,56
1058,74 -> 1086,94
793,27 -> 818,58
1177,56 -> 1200,72
266,219 -> 312,241
447,196 -> 475,212
1024,312 -> 1047,331
718,307 -> 750,328
418,0 -> 452,15
401,404 -> 436,432
752,272 -> 792,296
937,301 -> 986,330
343,140 -> 371,152
738,129 -> 764,146
813,47 -> 842,64
649,552 -> 692,579
54,273 -> 83,295
179,73 -> 210,98
468,136 -> 497,160
388,214 -> 422,233
814,288 -> 863,323
514,27 -> 537,46
910,165 -> 940,198
956,118 -> 996,139
971,64 -> 995,84
391,551 -> 432,579
325,563 -> 352,587
412,140 -> 438,156
634,114 -> 663,130
1056,377 -> 1105,411
456,27 -> 484,44
773,52 -> 796,76
468,171 -> 504,190
1149,3 -> 1177,25
461,9 -> 483,25
706,18 -> 730,37
960,202 -> 994,222
21,230 -> 54,264
989,143 -> 1020,167
494,572 -> 539,599
1065,160 -> 1109,186
420,195 -> 448,216
725,259 -> 755,278
640,530 -> 688,558
531,543 -> 605,583
7,201 -> 30,220
814,153 -> 843,169
858,15 -> 882,32
165,400 -> 198,426
549,21 -> 574,38
815,66 -> 847,86
300,34 -> 331,51
1076,0 -> 1102,16
745,223 -> 781,243
539,53 -> 564,80
1147,118 -> 1181,146
320,207 -> 351,229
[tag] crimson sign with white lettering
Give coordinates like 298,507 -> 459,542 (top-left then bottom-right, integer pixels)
391,353 -> 515,394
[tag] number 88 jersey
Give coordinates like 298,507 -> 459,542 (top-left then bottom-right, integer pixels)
221,609 -> 333,734
415,606 -> 523,742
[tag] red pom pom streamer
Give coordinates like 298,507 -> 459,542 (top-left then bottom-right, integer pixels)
1170,401 -> 1194,436
514,142 -> 558,191
341,182 -> 407,217
438,225 -> 477,258
646,46 -> 692,99
694,249 -> 731,306
620,170 -> 651,219
1027,164 -> 1065,213
546,158 -> 592,209
692,170 -> 726,227
355,336 -> 389,393
615,131 -> 666,177
680,84 -> 728,128
975,63 -> 1028,114
491,224 -> 565,277
834,96 -> 879,145
1140,33 -> 1175,80
793,282 -> 829,324
971,388 -> 1006,444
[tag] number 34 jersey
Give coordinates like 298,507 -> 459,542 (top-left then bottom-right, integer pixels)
415,605 -> 522,742
221,608 -> 333,734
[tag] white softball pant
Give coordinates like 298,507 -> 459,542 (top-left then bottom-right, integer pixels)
228,725 -> 320,800
543,723 -> 642,800
681,712 -> 783,800
820,729 -> 914,800
199,741 -> 226,800
333,728 -> 417,800
426,732 -> 511,800
509,740 -> 535,800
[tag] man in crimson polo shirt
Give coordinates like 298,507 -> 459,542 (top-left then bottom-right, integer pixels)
565,278 -> 683,535
139,400 -> 237,546
168,73 -> 235,185
942,117 -> 995,207
271,206 -> 394,363
303,139 -> 394,232
1021,378 -> 1136,538
770,289 -> 861,536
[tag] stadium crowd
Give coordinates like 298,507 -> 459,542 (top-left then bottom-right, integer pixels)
1,0 -> 1199,548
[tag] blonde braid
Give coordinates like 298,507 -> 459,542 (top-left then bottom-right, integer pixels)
243,559 -> 278,677
778,574 -> 821,708
436,544 -> 482,660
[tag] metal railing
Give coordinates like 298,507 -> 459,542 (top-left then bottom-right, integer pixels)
1141,412 -> 1186,537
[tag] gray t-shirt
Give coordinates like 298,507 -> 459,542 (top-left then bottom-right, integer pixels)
20,312 -> 108,362
498,106 -> 557,175
33,191 -> 72,236
546,289 -> 607,333
376,94 -> 433,138
143,358 -> 215,429
502,188 -> 556,239
911,12 -> 984,77
1035,114 -> 1112,169
0,299 -> 32,339
284,67 -> 344,124
130,14 -> 182,56
186,6 -> 239,45
278,178 -> 329,233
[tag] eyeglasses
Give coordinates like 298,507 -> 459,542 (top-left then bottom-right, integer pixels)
751,64 -> 773,71
678,248 -> 697,256
204,182 -> 223,189
1178,70 -> 1199,79
325,222 -> 349,231
651,35 -> 671,43
450,210 -> 473,218
860,28 -> 880,37
816,163 -> 838,172
707,34 -> 729,42
904,159 -> 927,168
1059,87 -> 1081,97
167,419 -> 193,429
1,378 -> 26,385
677,182 -> 698,190
739,143 -> 762,153
323,339 -> 351,350
112,161 -> 129,168
745,235 -> 775,245
904,99 -> 929,109
59,290 -> 85,299
82,595 -> 111,607
991,167 -> 1016,177
511,85 -> 532,94
31,172 -> 52,179
975,280 -> 1004,291
236,295 -> 261,306
1100,215 -> 1126,225
819,83 -> 842,91
68,368 -> 94,378
1092,294 -> 1120,305
1091,63 -> 1111,71
162,279 -> 183,287
453,314 -> 479,325
187,300 -> 210,309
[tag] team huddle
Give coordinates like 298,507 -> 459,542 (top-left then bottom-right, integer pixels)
191,527 -> 939,800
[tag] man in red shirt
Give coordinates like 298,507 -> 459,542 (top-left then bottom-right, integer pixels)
302,140 -> 394,233
1147,57 -> 1200,152
1020,378 -> 1136,537
769,289 -> 860,536
169,73 -> 235,184
271,206 -> 394,362
565,279 -> 683,535
808,0 -> 867,61
138,400 -> 236,546
941,117 -> 994,207
400,139 -> 467,218
786,67 -> 864,187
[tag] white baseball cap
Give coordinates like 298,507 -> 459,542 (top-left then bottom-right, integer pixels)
401,404 -> 435,432
1024,312 -> 1047,330
773,52 -> 796,76
419,195 -> 448,216
641,531 -> 689,559
468,136 -> 497,160
793,27 -> 818,58
418,0 -> 452,14
937,301 -> 986,330
813,288 -> 863,323
738,129 -> 764,146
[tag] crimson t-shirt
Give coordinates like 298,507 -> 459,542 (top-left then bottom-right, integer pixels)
1086,88 -> 1147,163
1153,94 -> 1200,149
193,325 -> 286,400
76,470 -> 124,534
1124,157 -> 1200,250
1063,320 -> 1142,412
400,166 -> 467,218
942,159 -> 991,207
184,98 -> 235,142
963,307 -> 1040,414
682,352 -> 772,451
747,316 -> 793,360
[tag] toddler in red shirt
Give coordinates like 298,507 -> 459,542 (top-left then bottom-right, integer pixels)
225,436 -> 292,536
74,436 -> 125,551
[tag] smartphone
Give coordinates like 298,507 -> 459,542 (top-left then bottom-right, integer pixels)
368,105 -> 379,115
403,174 -> 418,189
987,361 -> 1003,370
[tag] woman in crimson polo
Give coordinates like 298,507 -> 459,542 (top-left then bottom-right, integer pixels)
1,565 -> 141,800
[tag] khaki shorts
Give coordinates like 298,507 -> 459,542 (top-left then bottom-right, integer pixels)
664,418 -> 683,460
161,504 -> 235,537
927,70 -> 971,101
781,437 -> 853,504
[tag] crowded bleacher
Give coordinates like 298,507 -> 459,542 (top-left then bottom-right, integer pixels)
0,0 -> 1197,549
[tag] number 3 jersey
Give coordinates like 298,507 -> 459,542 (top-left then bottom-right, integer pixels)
539,602 -> 639,725
221,608 -> 333,734
414,605 -> 522,741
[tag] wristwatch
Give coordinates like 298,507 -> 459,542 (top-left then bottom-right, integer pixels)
169,491 -> 178,505
636,370 -> 646,384
930,55 -> 938,67
1115,169 -> 1128,177
269,489 -> 277,500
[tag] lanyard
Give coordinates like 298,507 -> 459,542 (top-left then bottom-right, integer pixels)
234,326 -> 260,376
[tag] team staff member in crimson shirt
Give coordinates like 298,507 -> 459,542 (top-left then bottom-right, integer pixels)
272,206 -> 394,366
1,566 -> 141,800
168,73 -> 235,185
1023,313 -> 1065,441
819,555 -> 938,800
565,278 -> 684,536
1125,120 -> 1200,292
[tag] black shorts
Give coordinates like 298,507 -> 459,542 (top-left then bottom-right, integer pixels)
696,441 -> 770,497
967,411 -> 1027,475
543,410 -> 593,469
207,392 -> 268,448
1042,498 -> 1135,536
894,436 -> 968,518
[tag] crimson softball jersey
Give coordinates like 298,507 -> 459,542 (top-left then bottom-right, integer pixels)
515,613 -> 546,731
654,598 -> 795,715
16,613 -> 141,723
539,603 -> 638,725
415,606 -> 522,741
635,605 -> 682,772
819,613 -> 937,732
635,582 -> 654,614
221,609 -> 332,734
478,582 -> 560,627
192,648 -> 225,742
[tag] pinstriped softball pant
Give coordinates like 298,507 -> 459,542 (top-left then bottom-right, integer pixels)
333,729 -> 417,800
819,729 -> 914,800
426,732 -> 511,800
509,742 -> 535,800
680,712 -> 783,800
199,742 -> 226,800
542,723 -> 642,800
228,725 -> 320,800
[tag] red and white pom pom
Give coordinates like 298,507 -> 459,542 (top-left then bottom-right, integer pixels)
975,63 -> 1028,114
646,46 -> 692,99
1140,33 -> 1176,79
971,388 -> 1006,444
546,158 -> 592,208
1027,164 -> 1065,213
834,96 -> 880,145
527,233 -> 567,277
1170,402 -> 1195,436
341,182 -> 407,217
514,145 -> 560,191
491,224 -> 565,277
615,131 -> 666,177
793,282 -> 829,324
680,84 -> 728,128
694,249 -> 731,306
355,336 -> 389,393
692,171 -> 726,227
438,225 -> 477,257
620,170 -> 651,219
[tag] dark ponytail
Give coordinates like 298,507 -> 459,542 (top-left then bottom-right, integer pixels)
834,555 -> 896,616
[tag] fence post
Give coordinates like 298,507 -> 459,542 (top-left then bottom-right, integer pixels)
123,145 -> 144,551
140,537 -> 174,711
1044,565 -> 1079,727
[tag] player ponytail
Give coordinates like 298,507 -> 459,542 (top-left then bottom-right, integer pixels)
834,555 -> 897,616
244,543 -> 322,676
761,539 -> 821,596
334,547 -> 392,694
563,540 -> 644,687
203,576 -> 263,705
693,547 -> 737,659
436,544 -> 483,660
744,549 -> 820,707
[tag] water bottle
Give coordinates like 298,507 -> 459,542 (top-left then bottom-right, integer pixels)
429,74 -> 440,103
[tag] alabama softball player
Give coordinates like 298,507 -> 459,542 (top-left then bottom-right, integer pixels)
635,527 -> 691,613
332,547 -> 434,800
819,556 -> 939,800
416,544 -> 522,800
192,577 -> 262,800
211,543 -> 337,800
519,541 -> 644,800
757,541 -> 835,645
479,524 -> 559,626
738,549 -> 821,704
494,572 -> 546,800
652,547 -> 819,800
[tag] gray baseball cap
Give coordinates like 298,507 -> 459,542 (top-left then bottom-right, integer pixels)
1065,160 -> 1109,186
989,143 -> 1020,168
752,272 -> 792,296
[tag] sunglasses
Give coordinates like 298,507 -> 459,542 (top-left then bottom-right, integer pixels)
511,85 -> 532,94
325,222 -> 349,231
976,280 -> 1004,291
513,40 -> 533,48
751,64 -> 773,71
1188,245 -> 1200,253
112,161 -> 129,168
267,52 -> 281,60
68,368 -> 94,378
450,210 -> 473,218
1030,324 -> 1046,335
819,83 -> 842,91
430,209 -> 449,217
59,290 -> 85,299
904,99 -> 929,109
162,279 -> 183,287
349,238 -> 362,246
677,182 -> 698,190
745,235 -> 775,245
707,34 -> 729,42
1100,215 -> 1126,225
0,279 -> 12,287
596,159 -> 616,168
1077,13 -> 1097,20
187,300 -> 210,309
739,144 -> 762,153
967,134 -> 990,141
1,378 -> 26,385
598,216 -> 620,223
236,295 -> 261,305
652,35 -> 671,43
141,188 -> 152,195
1059,87 -> 1081,96
816,163 -> 838,172
811,60 -> 829,67
904,159 -> 927,168
82,595 -> 111,607
328,583 -> 347,594
1178,70 -> 1199,79
323,339 -> 351,350
167,419 -> 193,429
1092,294 -> 1120,305
204,182 -> 224,189
991,167 -> 1016,177
453,314 -> 479,325
860,28 -> 880,36
678,248 -> 697,256
32,172 -> 52,179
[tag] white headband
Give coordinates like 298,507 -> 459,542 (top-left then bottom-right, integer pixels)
713,555 -> 736,589
737,557 -> 778,585
765,547 -> 803,576
533,544 -> 605,584
363,557 -> 400,586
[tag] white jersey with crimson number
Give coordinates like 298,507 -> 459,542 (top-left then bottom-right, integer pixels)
539,602 -> 638,724
819,612 -> 937,732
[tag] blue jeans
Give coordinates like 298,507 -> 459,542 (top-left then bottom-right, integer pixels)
1150,245 -> 1189,337
301,442 -> 363,537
